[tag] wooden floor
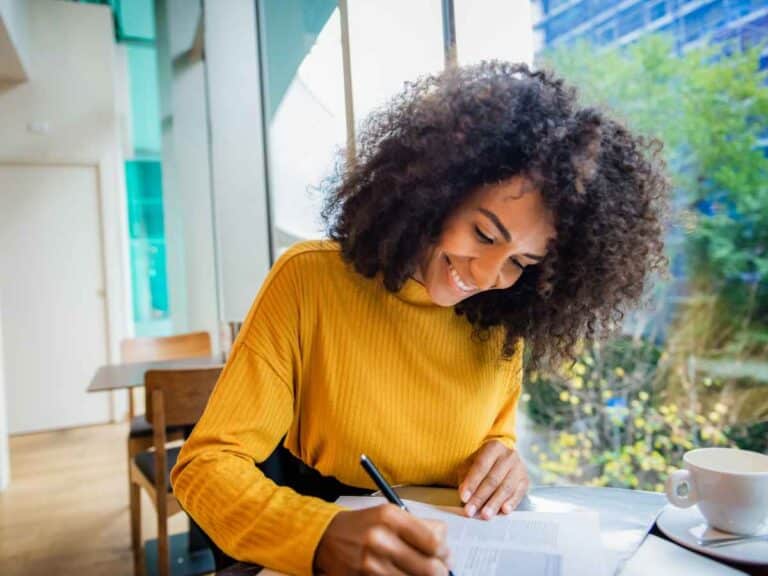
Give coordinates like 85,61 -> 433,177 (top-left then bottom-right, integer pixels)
0,423 -> 191,576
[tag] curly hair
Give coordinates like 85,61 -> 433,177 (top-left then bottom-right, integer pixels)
322,61 -> 668,368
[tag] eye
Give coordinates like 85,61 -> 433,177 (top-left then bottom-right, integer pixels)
474,225 -> 493,244
509,258 -> 525,271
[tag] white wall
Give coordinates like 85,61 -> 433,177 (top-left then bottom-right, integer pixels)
204,0 -> 271,323
0,0 -> 129,417
0,0 -> 29,83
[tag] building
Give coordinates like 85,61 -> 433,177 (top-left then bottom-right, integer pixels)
532,0 -> 768,63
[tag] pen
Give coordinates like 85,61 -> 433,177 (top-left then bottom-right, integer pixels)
359,454 -> 456,576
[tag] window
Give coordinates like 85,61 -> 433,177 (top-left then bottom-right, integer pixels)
259,1 -> 346,249
649,1 -> 667,21
594,20 -> 617,45
547,3 -> 588,40
532,1 -> 768,488
454,0 -> 534,65
683,1 -> 725,43
617,4 -> 646,38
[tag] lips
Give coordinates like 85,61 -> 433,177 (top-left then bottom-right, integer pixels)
445,255 -> 477,293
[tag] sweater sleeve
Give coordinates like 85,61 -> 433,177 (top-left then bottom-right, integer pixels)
482,343 -> 524,451
171,251 -> 342,575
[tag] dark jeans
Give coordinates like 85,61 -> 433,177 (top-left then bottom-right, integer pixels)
203,443 -> 371,572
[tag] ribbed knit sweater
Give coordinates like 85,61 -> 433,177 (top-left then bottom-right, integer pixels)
171,240 -> 523,575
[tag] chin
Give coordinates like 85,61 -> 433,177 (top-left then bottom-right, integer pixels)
427,286 -> 466,307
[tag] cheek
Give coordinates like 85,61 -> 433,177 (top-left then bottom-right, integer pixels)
439,225 -> 476,255
500,268 -> 524,289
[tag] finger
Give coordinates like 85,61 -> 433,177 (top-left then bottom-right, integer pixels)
459,442 -> 504,505
501,477 -> 530,514
367,520 -> 448,576
379,505 -> 448,558
478,469 -> 518,519
422,519 -> 451,563
360,548 -> 408,576
465,454 -> 511,518
379,559 -> 412,576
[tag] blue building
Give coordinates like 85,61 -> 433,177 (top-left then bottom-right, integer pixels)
533,0 -> 768,150
533,1 -> 768,63
532,0 -> 768,339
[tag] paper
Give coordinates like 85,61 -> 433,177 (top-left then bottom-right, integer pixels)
520,486 -> 666,574
335,496 -> 609,576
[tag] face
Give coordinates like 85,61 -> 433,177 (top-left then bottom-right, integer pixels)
414,177 -> 556,307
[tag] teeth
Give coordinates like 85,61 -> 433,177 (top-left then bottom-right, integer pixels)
448,261 -> 476,292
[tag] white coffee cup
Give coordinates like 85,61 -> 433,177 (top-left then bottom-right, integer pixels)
665,447 -> 768,535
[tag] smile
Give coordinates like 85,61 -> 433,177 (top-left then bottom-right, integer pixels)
445,256 -> 477,293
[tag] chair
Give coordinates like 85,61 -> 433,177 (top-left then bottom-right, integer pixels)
121,331 -> 212,420
129,367 -> 222,576
121,332 -> 212,576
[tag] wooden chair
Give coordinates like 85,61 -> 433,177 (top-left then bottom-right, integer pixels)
121,331 -> 212,420
129,367 -> 222,576
121,332 -> 212,576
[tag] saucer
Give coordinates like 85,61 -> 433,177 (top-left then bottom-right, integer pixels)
656,505 -> 768,566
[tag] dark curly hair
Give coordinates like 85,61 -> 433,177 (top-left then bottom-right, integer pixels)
322,61 -> 668,368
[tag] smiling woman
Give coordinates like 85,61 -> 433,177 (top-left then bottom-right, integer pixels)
413,177 -> 555,307
324,61 -> 668,365
172,61 -> 668,576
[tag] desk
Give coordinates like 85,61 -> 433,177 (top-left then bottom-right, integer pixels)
216,486 -> 765,576
87,354 -> 226,393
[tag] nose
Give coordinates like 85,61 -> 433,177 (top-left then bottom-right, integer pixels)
469,254 -> 504,291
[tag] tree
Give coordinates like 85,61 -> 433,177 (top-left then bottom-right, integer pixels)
538,35 -> 768,357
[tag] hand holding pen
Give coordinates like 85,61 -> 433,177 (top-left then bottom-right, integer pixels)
361,454 -> 457,576
314,454 -> 455,575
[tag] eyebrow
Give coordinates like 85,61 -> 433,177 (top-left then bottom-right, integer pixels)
476,208 -> 546,262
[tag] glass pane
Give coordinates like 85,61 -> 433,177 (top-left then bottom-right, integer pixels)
528,0 -> 768,490
117,0 -> 156,41
149,0 -> 218,337
347,0 -> 444,124
125,160 -> 169,324
454,0 -> 535,65
259,0 -> 345,249
126,45 -> 161,155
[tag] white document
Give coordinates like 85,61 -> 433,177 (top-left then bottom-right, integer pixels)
344,496 -> 607,576
260,496 -> 608,576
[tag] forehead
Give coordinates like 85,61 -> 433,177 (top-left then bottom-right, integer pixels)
469,177 -> 556,240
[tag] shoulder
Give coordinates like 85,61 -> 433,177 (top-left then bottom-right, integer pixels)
278,239 -> 343,263
272,240 -> 346,278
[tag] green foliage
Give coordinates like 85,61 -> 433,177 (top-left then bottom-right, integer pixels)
526,339 -> 734,490
528,37 -> 768,490
538,36 -> 768,351
725,421 -> 768,454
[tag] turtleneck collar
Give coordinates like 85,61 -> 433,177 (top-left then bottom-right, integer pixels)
393,277 -> 438,307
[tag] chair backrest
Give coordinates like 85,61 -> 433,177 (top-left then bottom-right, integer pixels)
145,367 -> 222,428
121,331 -> 212,364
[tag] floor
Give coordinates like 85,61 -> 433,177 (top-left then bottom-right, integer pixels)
0,423 -> 190,576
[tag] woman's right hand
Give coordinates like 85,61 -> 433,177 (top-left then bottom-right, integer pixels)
313,504 -> 451,575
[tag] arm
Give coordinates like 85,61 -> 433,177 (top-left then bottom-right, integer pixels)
171,253 -> 341,576
457,345 -> 529,519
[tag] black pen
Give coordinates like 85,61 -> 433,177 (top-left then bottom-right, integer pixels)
360,454 -> 456,576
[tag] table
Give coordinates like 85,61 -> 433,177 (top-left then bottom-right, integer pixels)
216,486 -> 765,576
87,353 -> 226,392
88,355 -> 226,576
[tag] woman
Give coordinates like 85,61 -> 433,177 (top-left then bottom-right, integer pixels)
172,62 -> 667,575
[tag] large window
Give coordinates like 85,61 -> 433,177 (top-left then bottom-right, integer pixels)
258,0 -> 535,252
258,0 -> 346,251
530,0 -> 768,489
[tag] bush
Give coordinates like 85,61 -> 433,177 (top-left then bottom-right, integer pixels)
525,338 -> 734,490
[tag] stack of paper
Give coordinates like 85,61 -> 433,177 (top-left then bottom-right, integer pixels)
263,495 -> 609,576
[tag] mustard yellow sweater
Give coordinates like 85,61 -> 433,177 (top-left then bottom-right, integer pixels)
172,241 -> 523,575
